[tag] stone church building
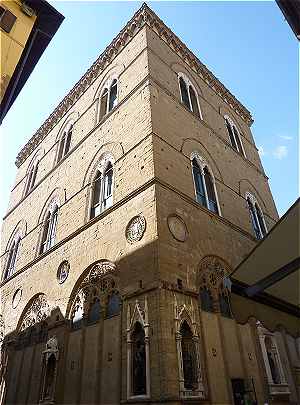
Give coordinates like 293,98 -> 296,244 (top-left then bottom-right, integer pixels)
1,4 -> 299,405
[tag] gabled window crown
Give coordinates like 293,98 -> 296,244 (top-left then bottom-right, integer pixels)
178,73 -> 202,119
224,115 -> 246,157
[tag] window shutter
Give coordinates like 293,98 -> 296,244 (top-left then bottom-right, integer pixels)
0,10 -> 17,33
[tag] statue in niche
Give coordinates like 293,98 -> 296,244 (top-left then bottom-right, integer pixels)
132,322 -> 146,395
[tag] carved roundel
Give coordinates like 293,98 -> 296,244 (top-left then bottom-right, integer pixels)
167,214 -> 188,242
126,215 -> 146,244
12,288 -> 22,309
57,261 -> 70,284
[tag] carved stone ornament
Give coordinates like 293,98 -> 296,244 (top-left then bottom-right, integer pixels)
12,288 -> 22,309
16,4 -> 252,169
198,256 -> 230,291
43,335 -> 59,361
20,294 -> 50,331
126,215 -> 146,243
167,214 -> 188,242
86,261 -> 116,284
57,261 -> 70,284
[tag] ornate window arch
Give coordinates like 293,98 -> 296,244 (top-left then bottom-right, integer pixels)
39,198 -> 59,254
24,151 -> 41,197
56,120 -> 74,163
174,297 -> 205,398
3,229 -> 22,281
98,77 -> 118,121
191,152 -> 221,215
257,324 -> 288,392
198,256 -> 232,318
245,192 -> 267,239
68,261 -> 120,329
89,153 -> 114,219
126,298 -> 150,399
224,115 -> 246,157
178,73 -> 203,119
18,294 -> 50,332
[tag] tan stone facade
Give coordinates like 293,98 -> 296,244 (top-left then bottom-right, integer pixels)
1,4 -> 299,405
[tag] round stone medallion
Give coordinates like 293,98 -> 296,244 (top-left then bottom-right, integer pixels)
57,261 -> 70,284
167,215 -> 188,242
12,288 -> 22,309
126,215 -> 146,243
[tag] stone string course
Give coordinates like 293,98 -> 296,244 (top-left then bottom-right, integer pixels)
16,3 -> 253,168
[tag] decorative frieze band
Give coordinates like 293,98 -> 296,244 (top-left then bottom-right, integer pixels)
15,3 -> 253,168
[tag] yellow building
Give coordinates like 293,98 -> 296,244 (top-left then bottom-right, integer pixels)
0,0 -> 64,123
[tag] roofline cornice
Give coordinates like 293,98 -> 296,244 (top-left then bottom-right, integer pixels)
15,2 -> 253,168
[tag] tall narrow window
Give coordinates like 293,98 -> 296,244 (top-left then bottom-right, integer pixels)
180,321 -> 198,391
199,287 -> 214,312
40,205 -> 59,254
99,79 -> 118,121
219,293 -> 232,318
131,322 -> 146,396
192,157 -> 220,215
106,293 -> 121,317
25,160 -> 39,196
246,195 -> 267,239
87,298 -> 101,324
224,117 -> 245,157
4,237 -> 20,280
57,123 -> 73,163
179,75 -> 202,119
179,77 -> 190,110
90,162 -> 113,219
72,303 -> 83,329
203,167 -> 218,213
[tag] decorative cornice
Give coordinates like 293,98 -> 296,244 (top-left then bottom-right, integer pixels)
16,3 -> 253,168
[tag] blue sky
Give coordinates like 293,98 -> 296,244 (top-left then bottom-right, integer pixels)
1,1 -> 298,221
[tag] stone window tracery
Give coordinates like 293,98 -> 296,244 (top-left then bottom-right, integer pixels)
191,152 -> 221,215
90,157 -> 114,219
99,78 -> 118,121
40,201 -> 59,254
57,121 -> 73,163
4,231 -> 21,280
19,294 -> 50,332
246,192 -> 267,240
198,256 -> 232,318
69,261 -> 120,329
24,153 -> 40,196
224,115 -> 246,157
178,73 -> 202,119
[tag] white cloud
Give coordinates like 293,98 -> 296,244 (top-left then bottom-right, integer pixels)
273,145 -> 288,160
258,146 -> 266,157
278,135 -> 293,141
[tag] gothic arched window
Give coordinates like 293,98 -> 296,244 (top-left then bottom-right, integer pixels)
57,122 -> 73,163
90,161 -> 113,218
131,322 -> 147,396
40,204 -> 59,254
4,236 -> 21,280
178,75 -> 202,119
106,292 -> 121,318
72,302 -> 83,329
99,79 -> 118,121
180,321 -> 198,391
25,160 -> 39,196
199,287 -> 214,313
192,157 -> 220,215
224,116 -> 245,157
246,194 -> 267,240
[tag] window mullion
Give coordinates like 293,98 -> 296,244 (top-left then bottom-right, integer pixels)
253,206 -> 263,238
201,168 -> 209,209
187,85 -> 193,112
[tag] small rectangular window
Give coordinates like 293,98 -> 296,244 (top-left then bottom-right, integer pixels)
0,9 -> 17,33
